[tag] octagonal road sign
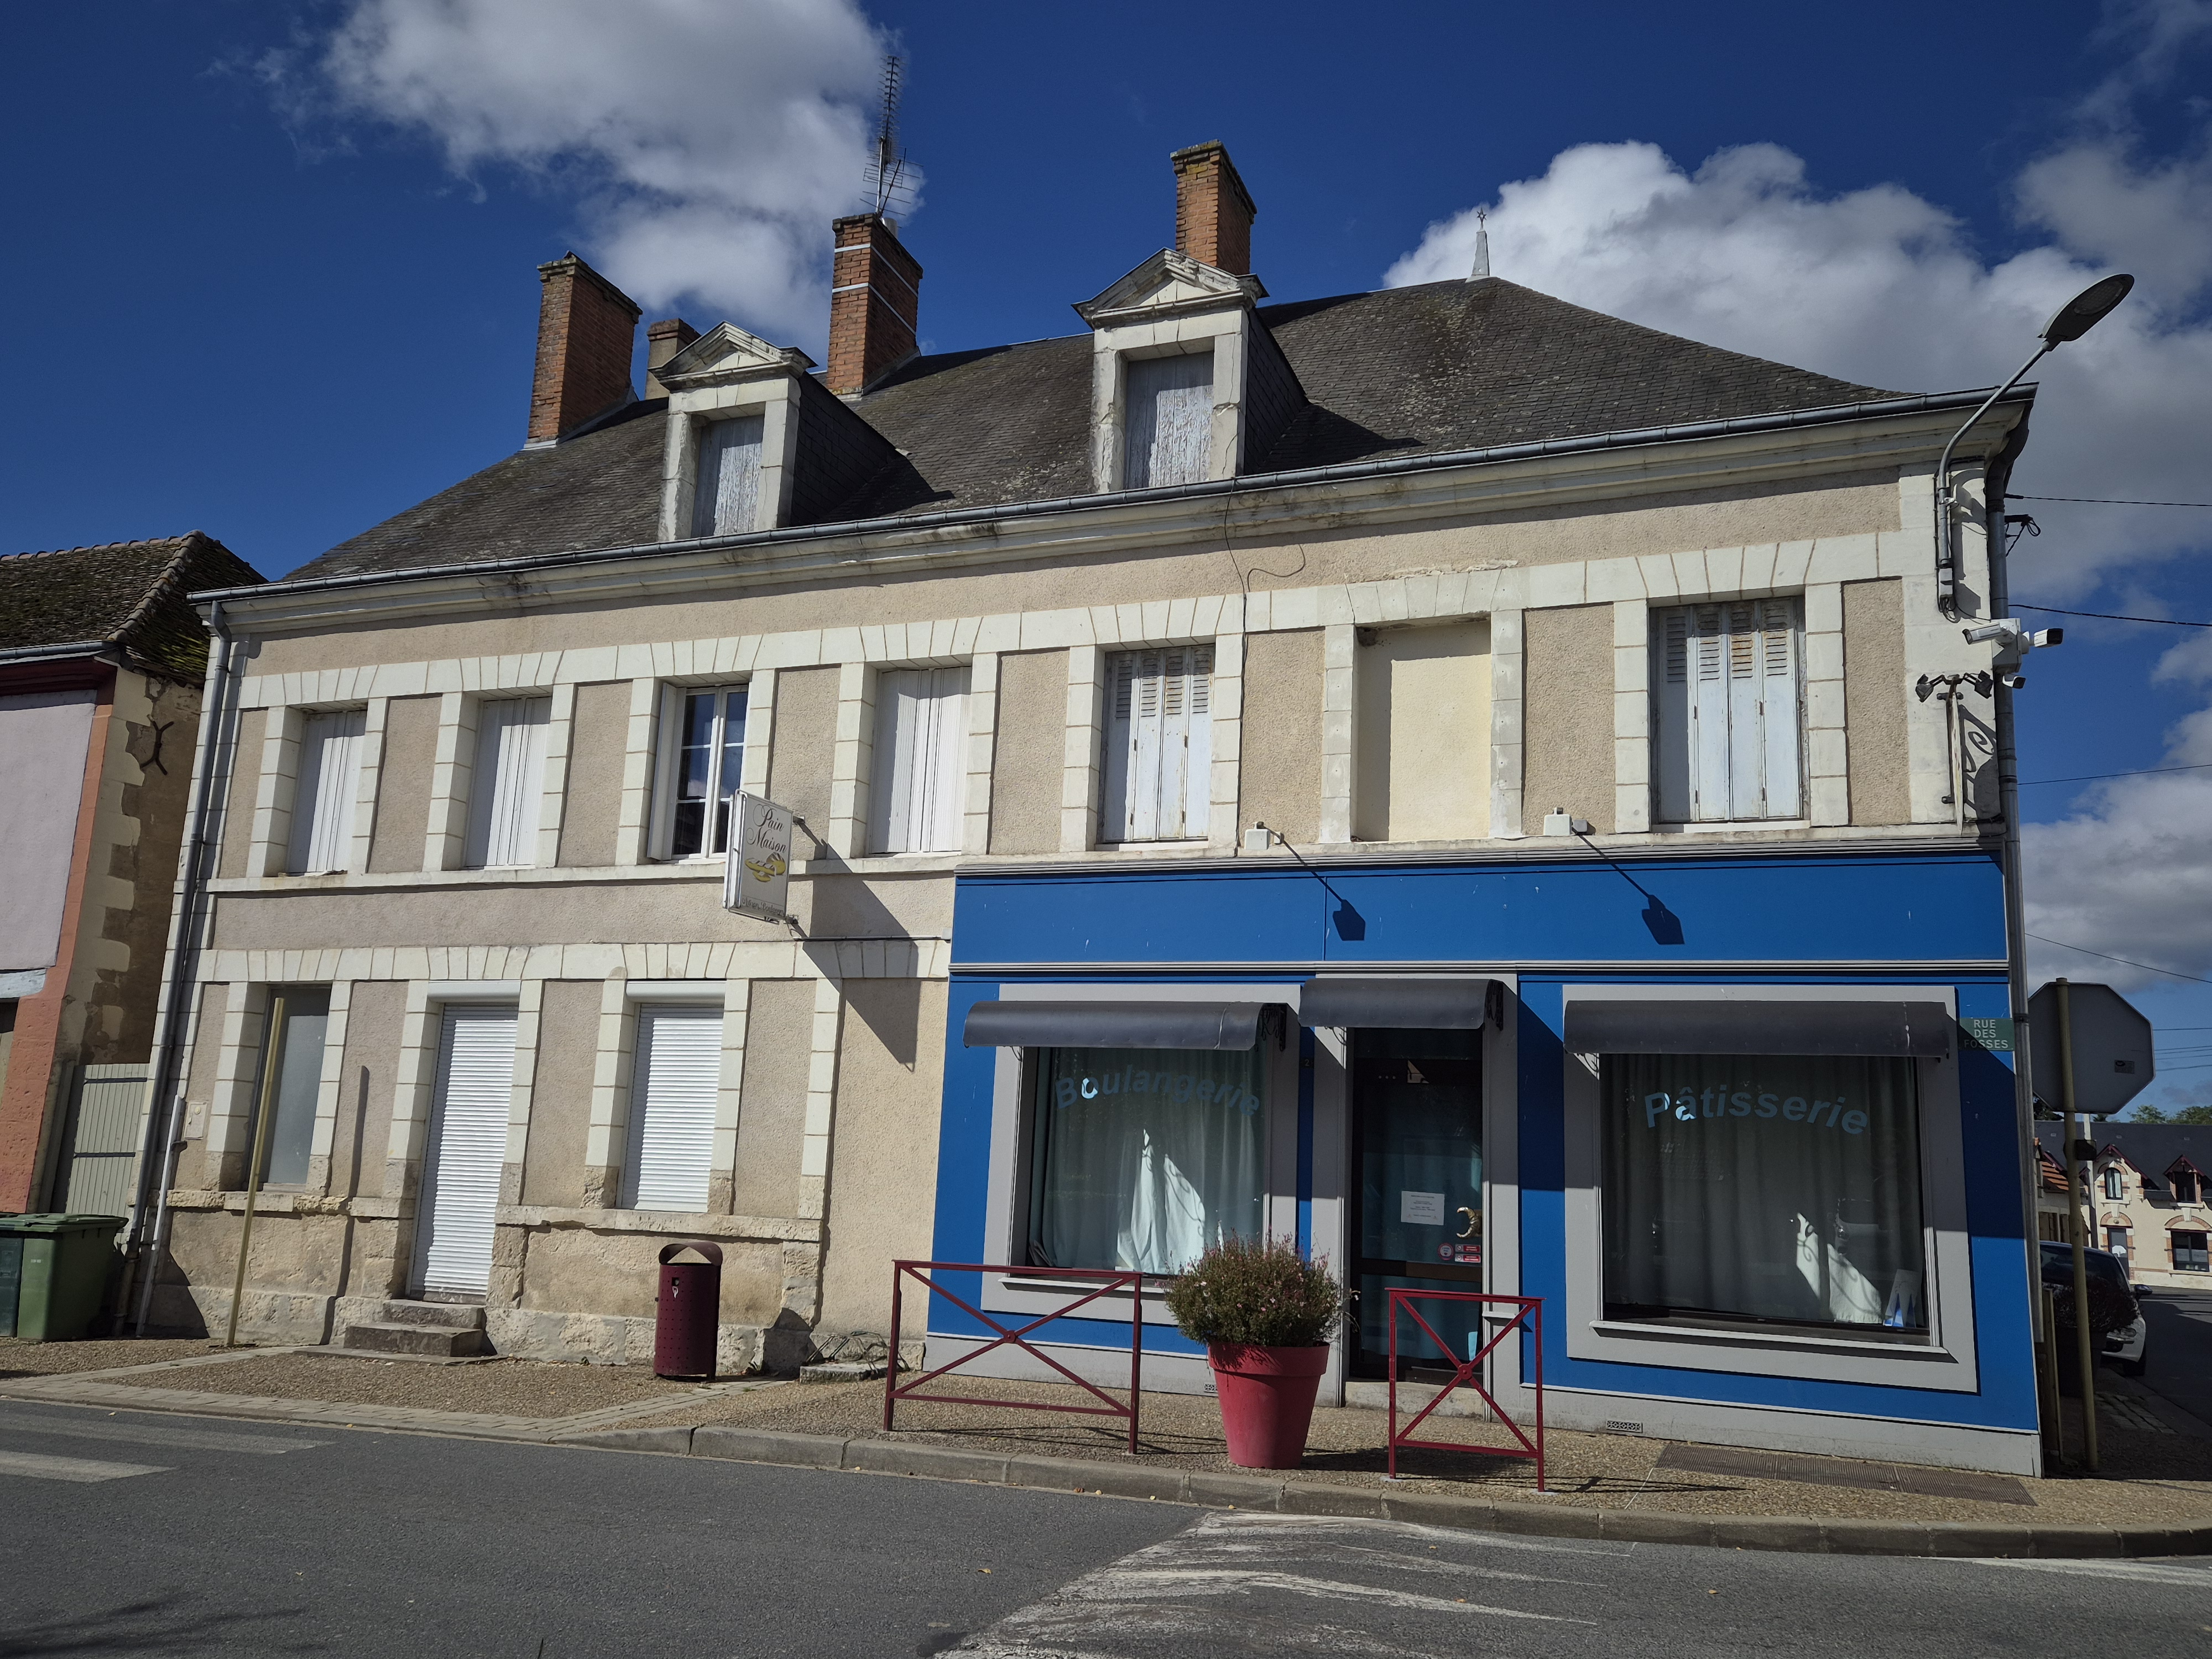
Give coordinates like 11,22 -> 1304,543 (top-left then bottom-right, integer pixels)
2028,980 -> 2156,1118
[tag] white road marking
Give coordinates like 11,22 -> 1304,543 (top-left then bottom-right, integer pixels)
0,1409 -> 325,1455
1973,1558 -> 2212,1588
0,1449 -> 171,1484
1072,1564 -> 1587,1620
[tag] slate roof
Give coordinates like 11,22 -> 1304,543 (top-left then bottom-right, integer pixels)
293,277 -> 1900,584
0,533 -> 263,682
2039,1123 -> 2212,1188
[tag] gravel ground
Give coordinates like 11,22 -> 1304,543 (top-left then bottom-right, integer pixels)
624,1376 -> 2212,1528
117,1353 -> 708,1418
0,1338 -> 223,1378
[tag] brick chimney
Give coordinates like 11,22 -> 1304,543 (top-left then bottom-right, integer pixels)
528,252 -> 641,444
1172,142 -> 1255,275
826,213 -> 922,396
644,317 -> 700,398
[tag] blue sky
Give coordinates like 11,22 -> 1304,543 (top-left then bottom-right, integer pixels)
3,1 -> 2209,1107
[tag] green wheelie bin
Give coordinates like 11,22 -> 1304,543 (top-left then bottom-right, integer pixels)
0,1214 -> 125,1341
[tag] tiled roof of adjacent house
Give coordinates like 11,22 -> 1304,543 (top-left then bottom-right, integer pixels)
2039,1122 -> 2212,1182
0,533 -> 263,681
292,277 -> 1901,585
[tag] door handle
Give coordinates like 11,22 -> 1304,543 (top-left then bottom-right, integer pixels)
1456,1206 -> 1478,1239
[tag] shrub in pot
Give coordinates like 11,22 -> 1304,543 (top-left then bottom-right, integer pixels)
1164,1236 -> 1342,1469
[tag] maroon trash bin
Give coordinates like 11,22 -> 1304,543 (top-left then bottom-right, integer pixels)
654,1240 -> 723,1380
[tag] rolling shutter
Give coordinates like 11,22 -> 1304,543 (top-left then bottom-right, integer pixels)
414,1006 -> 516,1300
622,1006 -> 723,1213
1123,352 -> 1214,488
868,667 -> 968,854
465,697 -> 551,868
1653,600 -> 1801,823
1102,645 -> 1213,842
286,709 -> 365,874
692,414 -> 764,538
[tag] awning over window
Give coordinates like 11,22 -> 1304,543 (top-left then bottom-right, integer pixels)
1295,976 -> 1498,1030
1563,999 -> 1953,1058
961,1000 -> 1270,1051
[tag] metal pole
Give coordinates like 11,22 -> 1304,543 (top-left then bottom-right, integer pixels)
2038,1286 -> 2066,1467
1387,1291 -> 1399,1480
1931,343 -> 2046,620
1128,1273 -> 1142,1456
224,994 -> 286,1349
884,1264 -> 903,1432
2057,979 -> 2099,1470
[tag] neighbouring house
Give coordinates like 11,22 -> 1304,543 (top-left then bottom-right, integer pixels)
142,140 -> 2046,1472
0,534 -> 262,1223
2036,1123 -> 2212,1288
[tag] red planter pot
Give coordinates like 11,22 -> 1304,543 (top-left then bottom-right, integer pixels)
1208,1342 -> 1329,1469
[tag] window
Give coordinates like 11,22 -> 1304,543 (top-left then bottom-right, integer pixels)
285,709 -> 365,874
2106,1225 -> 2131,1264
662,686 -> 748,858
248,988 -> 330,1187
1652,599 -> 1803,823
1601,1052 -> 1927,1334
868,667 -> 967,854
1100,646 -> 1213,843
2171,1165 -> 2203,1205
2174,1230 -> 2209,1272
1025,1045 -> 1265,1274
622,1005 -> 722,1212
1123,352 -> 1213,488
464,697 -> 551,869
691,413 -> 764,538
2103,1166 -> 2125,1200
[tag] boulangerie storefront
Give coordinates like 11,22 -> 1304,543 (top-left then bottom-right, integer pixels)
926,844 -> 2042,1476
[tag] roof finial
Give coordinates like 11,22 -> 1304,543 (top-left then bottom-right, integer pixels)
1469,208 -> 1491,281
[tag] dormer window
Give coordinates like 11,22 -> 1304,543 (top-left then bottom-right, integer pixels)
1123,351 -> 1214,488
691,414 -> 765,539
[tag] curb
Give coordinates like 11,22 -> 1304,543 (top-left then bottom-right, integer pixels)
552,1424 -> 2212,1559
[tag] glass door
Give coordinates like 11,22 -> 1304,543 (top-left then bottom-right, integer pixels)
1348,1027 -> 1484,1379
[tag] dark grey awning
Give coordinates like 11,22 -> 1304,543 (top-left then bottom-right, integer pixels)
1563,999 -> 1953,1057
1296,977 -> 1497,1030
962,1000 -> 1269,1051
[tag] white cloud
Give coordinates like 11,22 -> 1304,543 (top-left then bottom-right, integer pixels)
300,0 -> 898,348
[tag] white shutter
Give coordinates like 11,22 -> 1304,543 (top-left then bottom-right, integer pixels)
868,667 -> 967,854
1123,353 -> 1214,488
286,709 -> 364,874
1653,601 -> 1802,823
692,414 -> 764,538
1100,645 -> 1213,841
465,697 -> 550,868
622,1006 -> 722,1212
414,1006 -> 516,1299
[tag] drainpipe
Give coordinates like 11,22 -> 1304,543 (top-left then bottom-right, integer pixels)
123,601 -> 238,1335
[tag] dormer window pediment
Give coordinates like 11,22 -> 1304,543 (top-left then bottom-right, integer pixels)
1073,248 -> 1266,330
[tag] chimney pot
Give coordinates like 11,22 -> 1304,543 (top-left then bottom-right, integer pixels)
528,252 -> 641,445
1171,142 -> 1256,275
826,213 -> 923,396
645,317 -> 701,398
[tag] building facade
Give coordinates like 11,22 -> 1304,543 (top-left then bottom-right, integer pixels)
143,144 -> 2043,1469
2036,1123 -> 2212,1288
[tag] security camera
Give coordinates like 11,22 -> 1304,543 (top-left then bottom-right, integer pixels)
2000,673 -> 2027,690
2031,627 -> 2063,649
1961,620 -> 2019,646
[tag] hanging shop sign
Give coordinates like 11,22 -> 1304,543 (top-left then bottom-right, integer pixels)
724,792 -> 795,923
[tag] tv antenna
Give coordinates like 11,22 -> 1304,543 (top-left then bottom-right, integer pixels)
864,54 -> 914,218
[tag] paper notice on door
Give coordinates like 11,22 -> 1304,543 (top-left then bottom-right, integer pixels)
1400,1190 -> 1446,1226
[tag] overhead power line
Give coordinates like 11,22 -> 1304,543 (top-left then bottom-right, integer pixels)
2027,932 -> 2212,985
2017,760 -> 2212,786
2012,494 -> 2212,509
2014,603 -> 2212,627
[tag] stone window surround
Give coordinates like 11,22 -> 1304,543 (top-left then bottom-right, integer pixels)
1059,635 -> 1243,854
198,977 -> 356,1197
244,699 -> 384,878
656,372 -> 803,542
223,525 -> 1991,875
1089,313 -> 1253,493
639,675 -> 775,865
422,686 -> 575,873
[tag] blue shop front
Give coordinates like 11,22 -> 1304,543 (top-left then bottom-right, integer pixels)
927,845 -> 2040,1475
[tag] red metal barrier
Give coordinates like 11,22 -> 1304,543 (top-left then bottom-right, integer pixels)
1386,1288 -> 1545,1491
885,1261 -> 1155,1454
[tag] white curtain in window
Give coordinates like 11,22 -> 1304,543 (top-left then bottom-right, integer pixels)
465,697 -> 551,868
1653,599 -> 1802,822
286,710 -> 365,874
1101,646 -> 1213,842
692,414 -> 764,538
1601,1053 -> 1926,1329
1027,1045 -> 1266,1274
623,1006 -> 723,1212
869,667 -> 967,854
1123,352 -> 1213,488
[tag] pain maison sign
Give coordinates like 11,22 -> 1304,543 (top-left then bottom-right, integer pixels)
723,792 -> 795,923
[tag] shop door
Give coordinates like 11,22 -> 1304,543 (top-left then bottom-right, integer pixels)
410,1006 -> 516,1301
1348,1027 -> 1484,1378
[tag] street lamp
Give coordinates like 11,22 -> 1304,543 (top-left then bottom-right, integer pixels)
1932,273 -> 2133,620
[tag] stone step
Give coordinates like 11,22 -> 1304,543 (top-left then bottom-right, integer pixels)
341,1322 -> 493,1359
370,1300 -> 488,1332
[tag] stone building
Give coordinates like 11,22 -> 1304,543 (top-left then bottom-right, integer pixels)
2036,1123 -> 2212,1288
0,534 -> 260,1222
142,142 -> 2048,1472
